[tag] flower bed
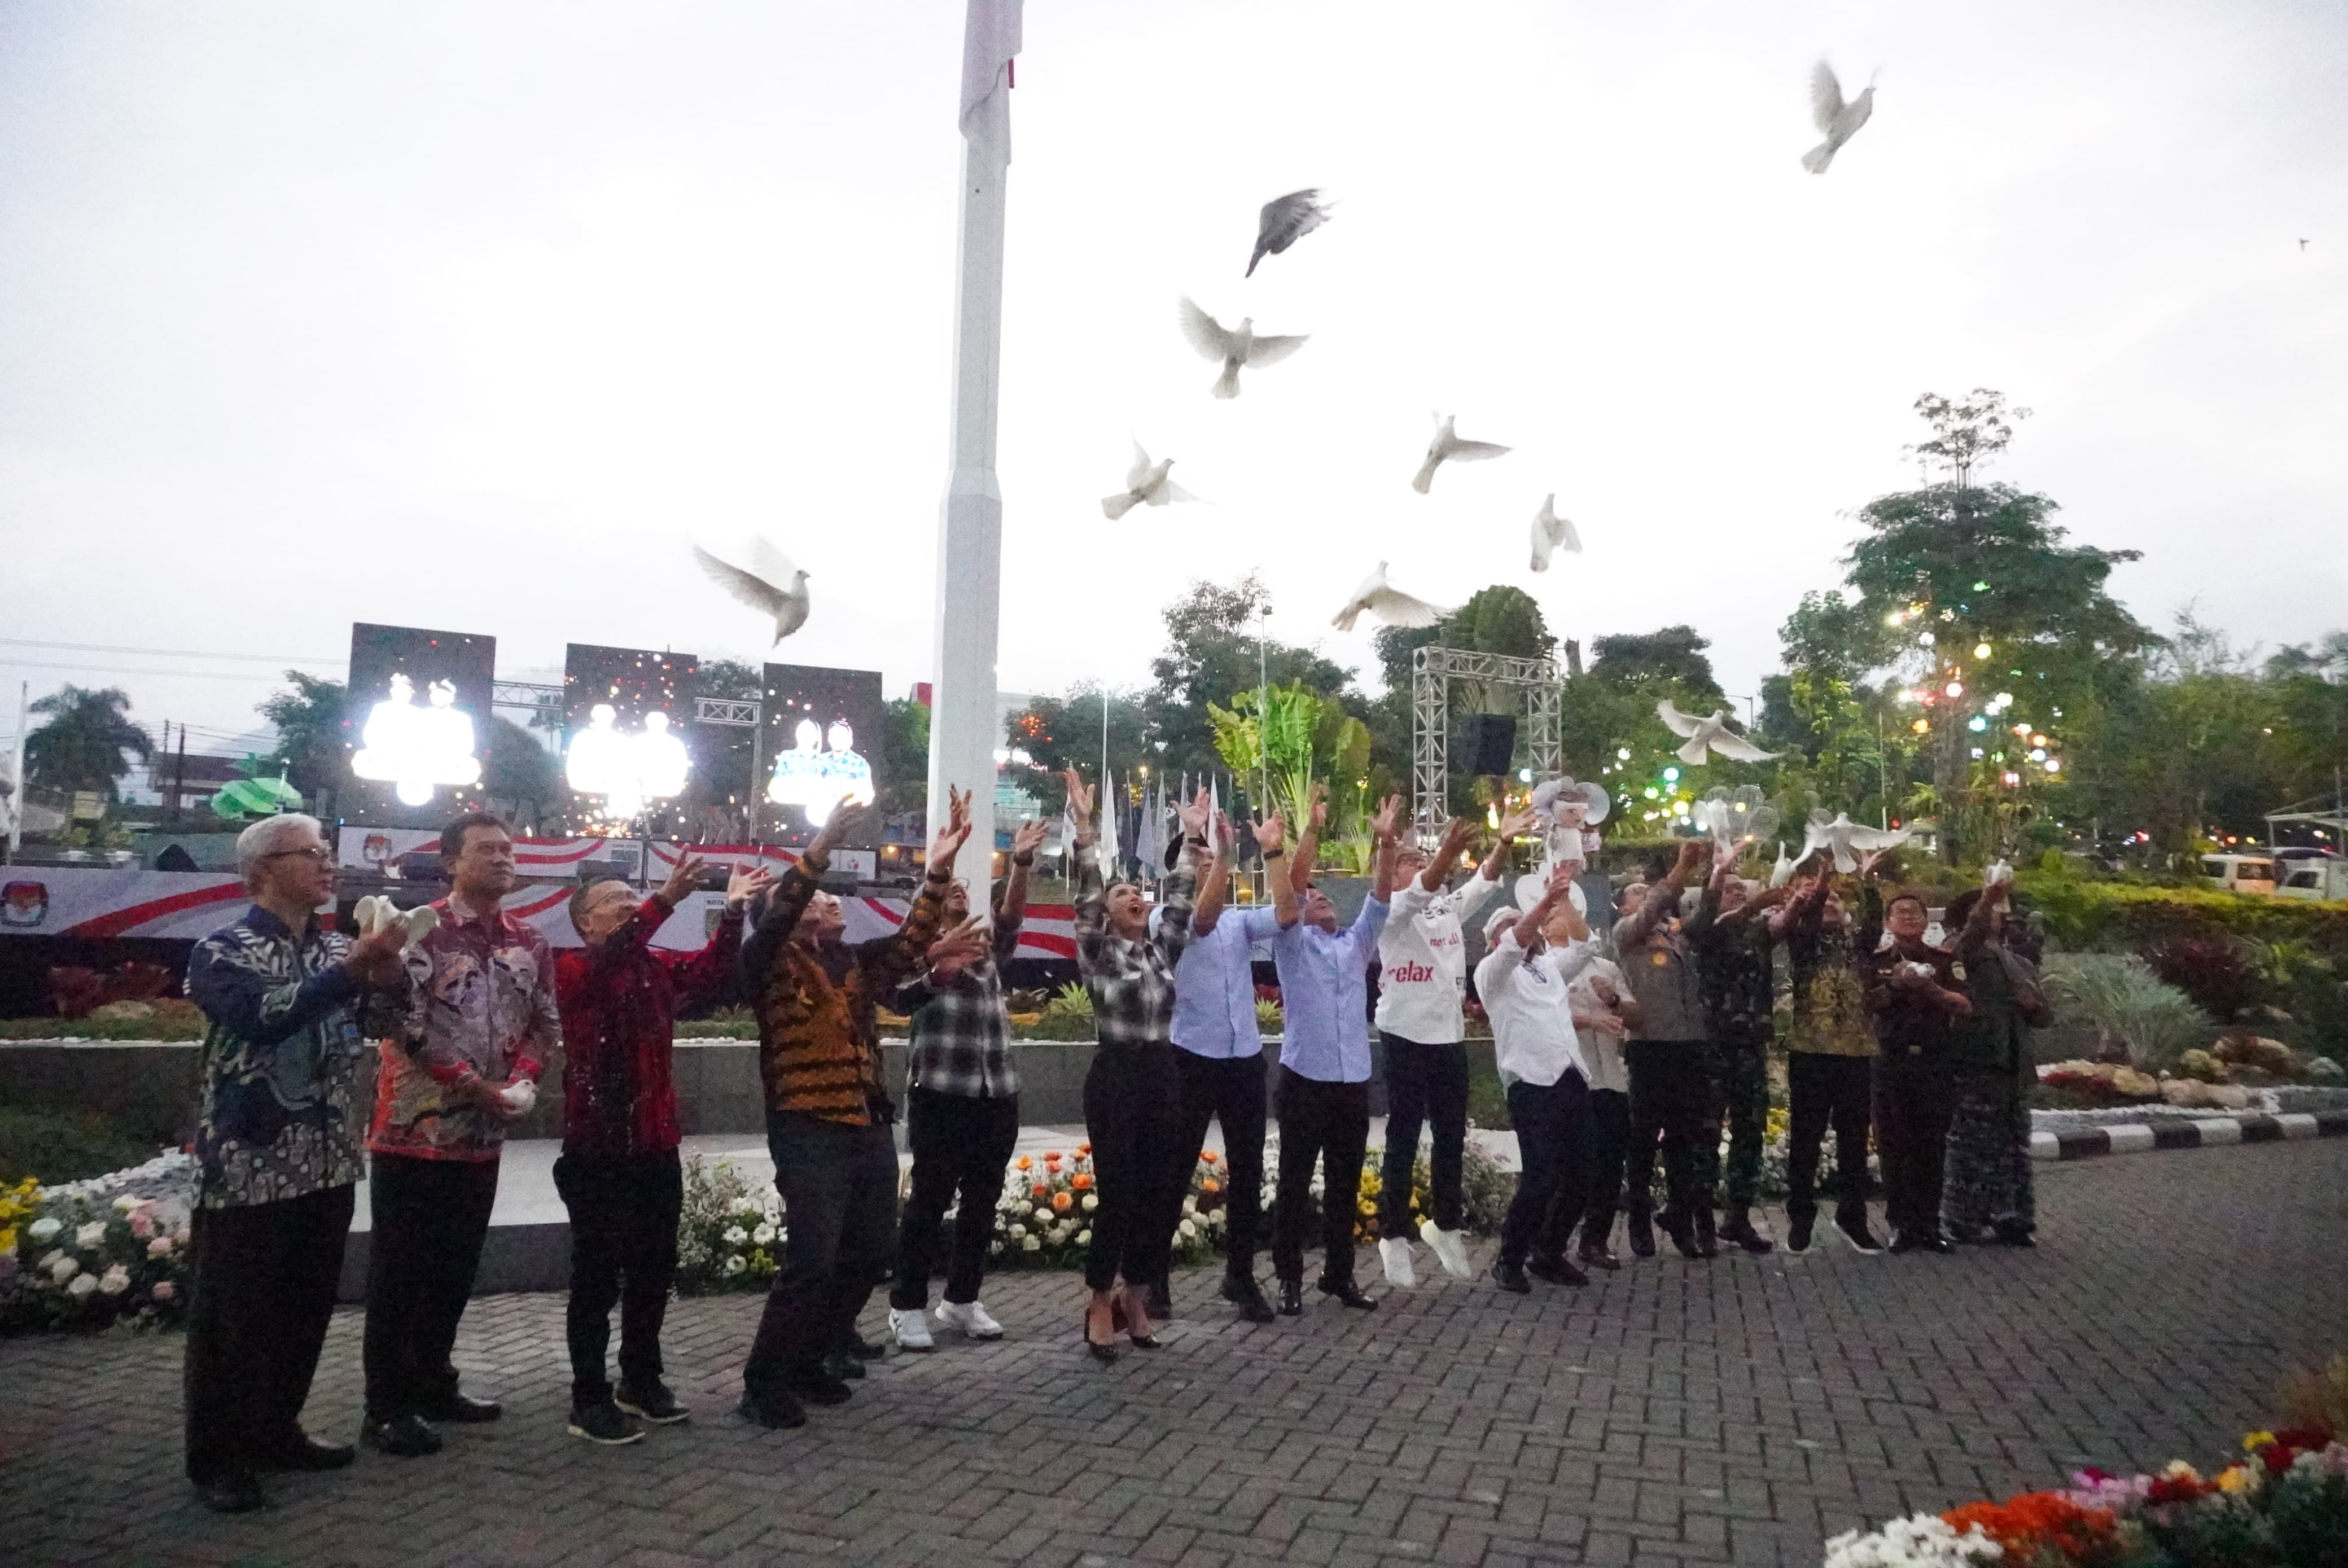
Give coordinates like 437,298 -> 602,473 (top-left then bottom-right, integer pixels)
0,1150 -> 197,1332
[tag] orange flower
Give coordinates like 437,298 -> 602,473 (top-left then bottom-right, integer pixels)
1042,1150 -> 1063,1161
1031,1183 -> 1049,1199
1076,1143 -> 1092,1155
1942,1492 -> 2117,1558
1202,1178 -> 1221,1194
1053,1192 -> 1073,1212
1071,1173 -> 1094,1190
1199,1150 -> 1219,1164
1015,1156 -> 1032,1171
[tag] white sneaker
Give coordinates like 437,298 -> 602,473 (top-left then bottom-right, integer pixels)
1379,1237 -> 1417,1289
888,1307 -> 935,1351
934,1299 -> 1004,1340
1421,1219 -> 1473,1280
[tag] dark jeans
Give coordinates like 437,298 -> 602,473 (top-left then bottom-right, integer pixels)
1874,1055 -> 1956,1238
744,1113 -> 899,1399
1378,1033 -> 1469,1237
184,1184 -> 354,1482
553,1150 -> 682,1409
1622,1041 -> 1706,1218
1272,1068 -> 1370,1287
1499,1071 -> 1592,1267
1168,1050 -> 1267,1274
1787,1053 -> 1873,1227
892,1088 -> 1020,1309
363,1153 -> 500,1422
1572,1087 -> 1631,1252
1082,1045 -> 1185,1293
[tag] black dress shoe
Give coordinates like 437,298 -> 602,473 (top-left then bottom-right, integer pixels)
1578,1244 -> 1622,1272
1316,1275 -> 1378,1311
781,1366 -> 854,1407
419,1391 -> 501,1423
616,1379 -> 689,1425
259,1433 -> 356,1471
1889,1229 -> 1951,1255
738,1390 -> 808,1429
1490,1259 -> 1531,1294
195,1469 -> 266,1514
1276,1280 -> 1304,1316
359,1414 -> 444,1458
1659,1207 -> 1703,1259
840,1332 -> 888,1361
1526,1253 -> 1590,1287
1144,1280 -> 1175,1322
1718,1213 -> 1776,1255
820,1348 -> 867,1382
1626,1211 -> 1657,1259
1992,1221 -> 2036,1247
1220,1270 -> 1276,1323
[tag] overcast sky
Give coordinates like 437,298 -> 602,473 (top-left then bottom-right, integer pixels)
3,1 -> 2344,754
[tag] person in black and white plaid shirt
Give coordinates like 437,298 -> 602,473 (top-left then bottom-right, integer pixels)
885,804 -> 1049,1350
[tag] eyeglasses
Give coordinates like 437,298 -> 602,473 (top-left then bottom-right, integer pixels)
261,846 -> 334,865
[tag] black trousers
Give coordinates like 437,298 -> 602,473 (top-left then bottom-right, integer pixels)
1874,1055 -> 1956,1238
362,1153 -> 500,1422
1164,1050 -> 1267,1276
1621,1041 -> 1707,1218
1272,1068 -> 1370,1287
1499,1072 -> 1592,1268
892,1087 -> 1020,1310
1378,1032 -> 1470,1238
553,1150 -> 682,1409
744,1113 -> 899,1399
184,1184 -> 354,1482
1081,1045 -> 1185,1293
1787,1053 -> 1874,1226
1572,1087 -> 1631,1252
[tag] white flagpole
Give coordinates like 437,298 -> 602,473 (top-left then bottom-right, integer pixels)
926,0 -> 1024,899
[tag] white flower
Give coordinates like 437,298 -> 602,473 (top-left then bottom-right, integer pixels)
98,1264 -> 131,1296
1821,1513 -> 2002,1568
1081,1194 -> 1098,1212
1020,1236 -> 1041,1252
751,1223 -> 777,1246
722,1225 -> 749,1245
722,1255 -> 747,1276
49,1255 -> 80,1284
28,1217 -> 60,1242
730,1197 -> 763,1217
147,1236 -> 174,1258
36,1248 -> 64,1271
1007,1223 -> 1027,1239
989,1241 -> 1005,1255
1177,1220 -> 1197,1239
75,1221 -> 107,1249
67,1273 -> 99,1298
1075,1229 -> 1091,1245
1030,1202 -> 1051,1220
1181,1198 -> 1197,1216
112,1195 -> 141,1214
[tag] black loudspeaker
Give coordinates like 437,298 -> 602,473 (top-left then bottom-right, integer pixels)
1455,714 -> 1518,777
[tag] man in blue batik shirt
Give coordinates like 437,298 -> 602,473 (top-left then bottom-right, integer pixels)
1266,787 -> 1401,1317
180,814 -> 409,1514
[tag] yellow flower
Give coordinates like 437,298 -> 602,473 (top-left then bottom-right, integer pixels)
2216,1464 -> 2258,1495
2243,1430 -> 2277,1452
2163,1461 -> 2204,1484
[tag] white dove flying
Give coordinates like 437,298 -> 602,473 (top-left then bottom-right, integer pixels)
1178,297 -> 1308,399
1799,809 -> 1911,875
1656,700 -> 1781,765
1529,494 -> 1582,572
1331,562 -> 1449,633
1802,59 -> 1876,174
1769,842 -> 1799,889
1101,442 -> 1198,520
1694,785 -> 1781,851
1247,188 -> 1331,276
695,538 -> 811,645
1412,414 -> 1512,494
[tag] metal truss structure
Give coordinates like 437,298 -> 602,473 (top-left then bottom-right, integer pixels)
693,697 -> 761,728
1410,645 -> 1564,835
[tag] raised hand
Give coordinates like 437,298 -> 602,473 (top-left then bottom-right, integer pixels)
1307,780 -> 1329,830
928,787 -> 974,871
1214,810 -> 1235,855
1062,768 -> 1096,840
1174,786 -> 1212,842
1011,816 -> 1050,861
1672,838 -> 1706,878
1371,792 -> 1401,842
660,851 -> 710,906
726,864 -> 776,908
925,917 -> 991,979
1439,815 -> 1477,857
810,798 -> 873,855
1252,811 -> 1287,855
1496,805 -> 1540,841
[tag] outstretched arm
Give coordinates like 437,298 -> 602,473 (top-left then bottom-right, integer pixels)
1192,808 -> 1236,935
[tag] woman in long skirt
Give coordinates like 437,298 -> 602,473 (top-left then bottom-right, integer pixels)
1940,879 -> 2044,1245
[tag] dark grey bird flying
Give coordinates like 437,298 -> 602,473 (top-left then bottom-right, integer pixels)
1247,189 -> 1331,276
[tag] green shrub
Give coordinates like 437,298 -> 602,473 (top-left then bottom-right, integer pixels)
2042,954 -> 2211,1069
0,1107 -> 165,1186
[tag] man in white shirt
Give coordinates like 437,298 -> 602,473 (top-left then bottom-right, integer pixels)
1473,865 -> 1601,1293
1370,808 -> 1534,1288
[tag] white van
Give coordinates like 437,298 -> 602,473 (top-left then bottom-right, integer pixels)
2274,859 -> 2348,903
2200,853 -> 2277,894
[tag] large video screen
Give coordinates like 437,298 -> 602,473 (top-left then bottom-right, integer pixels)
562,645 -> 700,827
344,623 -> 497,823
760,663 -> 883,847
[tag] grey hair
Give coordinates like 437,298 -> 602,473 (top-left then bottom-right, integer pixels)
236,813 -> 326,878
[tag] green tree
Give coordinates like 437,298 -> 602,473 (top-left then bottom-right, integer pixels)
480,716 -> 566,834
1003,685 -> 1154,818
877,697 -> 930,818
1586,626 -> 1726,702
257,671 -> 349,799
1145,574 -> 1358,781
25,686 -> 152,802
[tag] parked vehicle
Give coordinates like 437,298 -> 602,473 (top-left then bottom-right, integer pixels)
2273,857 -> 2348,903
2199,853 -> 2277,894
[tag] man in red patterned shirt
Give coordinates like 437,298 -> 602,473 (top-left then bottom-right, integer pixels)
552,849 -> 770,1444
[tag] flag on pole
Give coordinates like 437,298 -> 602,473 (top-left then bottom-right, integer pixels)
1098,771 -> 1122,877
959,0 -> 1024,162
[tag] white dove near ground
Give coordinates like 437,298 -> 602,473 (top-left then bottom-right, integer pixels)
1331,562 -> 1449,633
1101,443 -> 1197,520
1412,414 -> 1511,494
694,539 -> 811,645
1802,60 -> 1876,174
1178,297 -> 1308,398
1529,494 -> 1581,572
1656,700 -> 1781,765
1799,810 -> 1911,875
1248,189 -> 1331,276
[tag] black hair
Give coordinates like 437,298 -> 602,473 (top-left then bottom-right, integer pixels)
1943,887 -> 1984,931
440,811 -> 510,864
567,875 -> 630,940
1885,888 -> 1929,917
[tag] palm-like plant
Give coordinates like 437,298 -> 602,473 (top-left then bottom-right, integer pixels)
2043,954 -> 2210,1069
24,686 -> 153,800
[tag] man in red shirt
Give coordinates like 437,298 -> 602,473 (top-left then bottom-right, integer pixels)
553,849 -> 772,1444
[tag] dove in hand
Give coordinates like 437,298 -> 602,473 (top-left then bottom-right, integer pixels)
1247,187 -> 1332,276
1656,699 -> 1781,765
1802,59 -> 1876,174
1800,809 -> 1910,875
1412,414 -> 1511,494
1768,842 -> 1799,889
1332,561 -> 1449,633
1179,297 -> 1308,399
1529,494 -> 1582,572
1102,442 -> 1198,520
695,539 -> 811,645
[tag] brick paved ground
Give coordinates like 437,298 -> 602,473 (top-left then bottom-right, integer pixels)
7,1138 -> 2346,1568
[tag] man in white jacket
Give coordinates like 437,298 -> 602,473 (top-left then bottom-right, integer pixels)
1474,865 -> 1601,1293
1372,808 -> 1535,1288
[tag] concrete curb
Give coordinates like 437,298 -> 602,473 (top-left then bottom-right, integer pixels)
2029,1110 -> 2348,1162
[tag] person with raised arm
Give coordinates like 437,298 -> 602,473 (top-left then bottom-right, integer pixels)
735,793 -> 966,1428
1770,851 -> 1889,1255
1557,908 -> 1642,1273
1370,806 -> 1535,1289
1685,847 -> 1794,1256
1864,880 -> 1974,1254
1475,861 -> 1604,1293
1938,875 -> 2045,1247
1266,787 -> 1399,1316
1609,838 -> 1712,1262
1067,772 -> 1217,1360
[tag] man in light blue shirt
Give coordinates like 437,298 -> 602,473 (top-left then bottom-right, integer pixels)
1268,790 -> 1400,1316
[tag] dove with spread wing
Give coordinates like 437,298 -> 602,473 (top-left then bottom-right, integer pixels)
1656,700 -> 1781,765
1529,494 -> 1581,572
1694,785 -> 1780,852
1178,297 -> 1308,399
1799,810 -> 1910,875
1331,562 -> 1449,633
1412,414 -> 1511,494
1802,60 -> 1876,174
1248,188 -> 1331,276
694,539 -> 811,645
1101,442 -> 1198,520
